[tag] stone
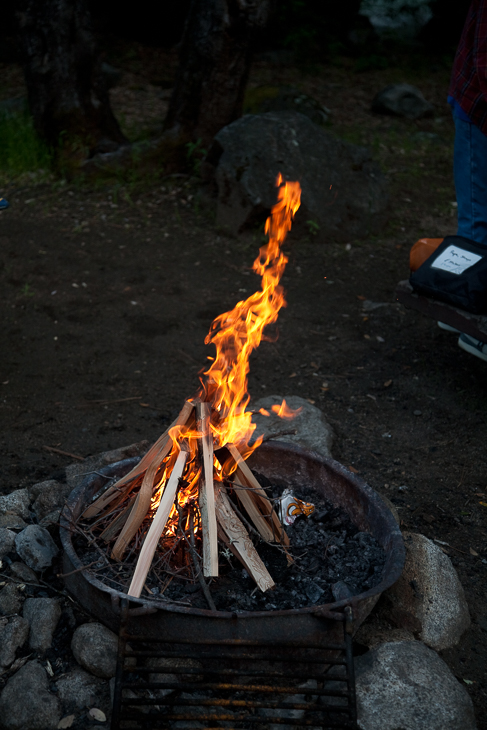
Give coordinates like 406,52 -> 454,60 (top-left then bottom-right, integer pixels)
23,597 -> 62,653
245,86 -> 330,126
10,562 -> 38,583
0,489 -> 30,521
0,584 -> 24,615
71,622 -> 118,679
371,83 -> 434,120
354,622 -> 415,649
250,395 -> 334,459
0,529 -> 15,558
14,525 -> 59,571
0,515 -> 27,531
355,641 -> 477,730
0,660 -> 61,730
0,616 -> 29,668
210,111 -> 388,241
28,480 -> 71,521
65,440 -> 149,490
56,668 -> 111,714
384,532 -> 470,651
39,510 -> 62,529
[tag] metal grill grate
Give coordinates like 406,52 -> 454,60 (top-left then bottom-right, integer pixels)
111,599 -> 358,730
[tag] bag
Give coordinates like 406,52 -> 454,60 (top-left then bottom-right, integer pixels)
409,237 -> 443,272
409,235 -> 487,313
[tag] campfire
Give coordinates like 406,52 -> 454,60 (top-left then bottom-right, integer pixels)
81,175 -> 303,605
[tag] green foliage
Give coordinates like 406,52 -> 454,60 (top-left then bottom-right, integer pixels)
306,220 -> 321,236
0,108 -> 52,177
185,138 -> 207,176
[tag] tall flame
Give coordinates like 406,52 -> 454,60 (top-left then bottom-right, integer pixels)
200,174 -> 301,455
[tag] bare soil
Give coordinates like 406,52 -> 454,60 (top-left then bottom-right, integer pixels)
1,49 -> 486,726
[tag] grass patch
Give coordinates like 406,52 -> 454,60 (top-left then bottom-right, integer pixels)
0,108 -> 52,178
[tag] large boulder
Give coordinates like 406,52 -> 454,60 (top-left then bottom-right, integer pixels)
0,660 -> 61,730
250,395 -> 334,459
384,532 -> 470,650
355,641 -> 476,730
210,111 -> 388,241
371,83 -> 434,120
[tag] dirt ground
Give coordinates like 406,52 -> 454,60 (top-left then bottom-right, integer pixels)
1,48 -> 486,726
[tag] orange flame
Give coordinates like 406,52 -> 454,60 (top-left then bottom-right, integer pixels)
200,174 -> 301,456
270,398 -> 302,419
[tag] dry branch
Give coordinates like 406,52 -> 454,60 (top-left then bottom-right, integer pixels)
128,445 -> 189,599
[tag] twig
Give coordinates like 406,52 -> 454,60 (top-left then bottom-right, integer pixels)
79,396 -> 141,406
43,445 -> 84,461
57,560 -> 100,578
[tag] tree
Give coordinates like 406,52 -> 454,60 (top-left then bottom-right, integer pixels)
165,0 -> 274,147
17,0 -> 126,167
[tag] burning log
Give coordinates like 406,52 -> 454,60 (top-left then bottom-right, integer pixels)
80,174 -> 302,599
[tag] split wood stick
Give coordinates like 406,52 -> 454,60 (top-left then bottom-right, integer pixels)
83,401 -> 194,519
128,446 -> 189,599
111,434 -> 178,560
233,478 -> 275,543
227,444 -> 290,547
214,487 -> 274,592
196,402 -> 218,577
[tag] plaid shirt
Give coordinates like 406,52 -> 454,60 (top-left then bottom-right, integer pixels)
449,0 -> 487,133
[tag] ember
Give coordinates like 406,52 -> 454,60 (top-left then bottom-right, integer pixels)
80,175 -> 303,604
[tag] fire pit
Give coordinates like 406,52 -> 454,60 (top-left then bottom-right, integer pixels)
60,440 -> 404,642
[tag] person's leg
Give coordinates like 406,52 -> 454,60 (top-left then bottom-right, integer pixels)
454,116 -> 487,246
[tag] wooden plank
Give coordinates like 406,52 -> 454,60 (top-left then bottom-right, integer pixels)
233,476 -> 275,542
196,402 -> 219,577
228,444 -> 290,547
215,486 -> 274,593
128,446 -> 189,599
395,279 -> 487,343
83,401 -> 194,519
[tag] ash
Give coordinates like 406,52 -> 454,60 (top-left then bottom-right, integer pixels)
156,474 -> 386,612
77,473 -> 386,612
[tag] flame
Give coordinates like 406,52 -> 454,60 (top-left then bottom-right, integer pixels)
126,175 -> 301,546
200,174 -> 301,457
270,398 -> 302,419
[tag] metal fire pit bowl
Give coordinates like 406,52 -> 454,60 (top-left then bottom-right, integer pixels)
60,441 -> 405,646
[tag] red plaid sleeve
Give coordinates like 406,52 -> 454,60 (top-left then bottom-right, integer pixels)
449,0 -> 487,134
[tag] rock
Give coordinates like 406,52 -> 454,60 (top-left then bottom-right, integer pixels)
355,641 -> 477,730
0,660 -> 61,730
251,395 -> 334,459
0,515 -> 27,530
0,489 -> 30,521
71,623 -> 118,679
100,62 -> 122,90
211,111 -> 388,241
28,480 -> 70,521
354,622 -> 415,649
10,562 -> 38,583
65,440 -> 149,490
0,528 -> 15,558
371,83 -> 434,120
23,597 -> 62,653
245,86 -> 330,126
14,525 -> 59,572
56,668 -> 111,714
39,510 -> 62,530
0,584 -> 25,615
0,616 -> 29,668
384,532 -> 470,650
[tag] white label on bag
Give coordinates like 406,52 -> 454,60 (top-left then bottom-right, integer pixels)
431,245 -> 482,275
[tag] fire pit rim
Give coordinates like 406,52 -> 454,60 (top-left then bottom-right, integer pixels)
60,441 -> 405,620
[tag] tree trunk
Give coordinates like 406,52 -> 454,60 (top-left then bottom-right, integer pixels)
17,0 -> 126,166
165,0 -> 273,147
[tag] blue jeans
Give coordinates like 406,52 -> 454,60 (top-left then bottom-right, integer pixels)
454,115 -> 487,246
